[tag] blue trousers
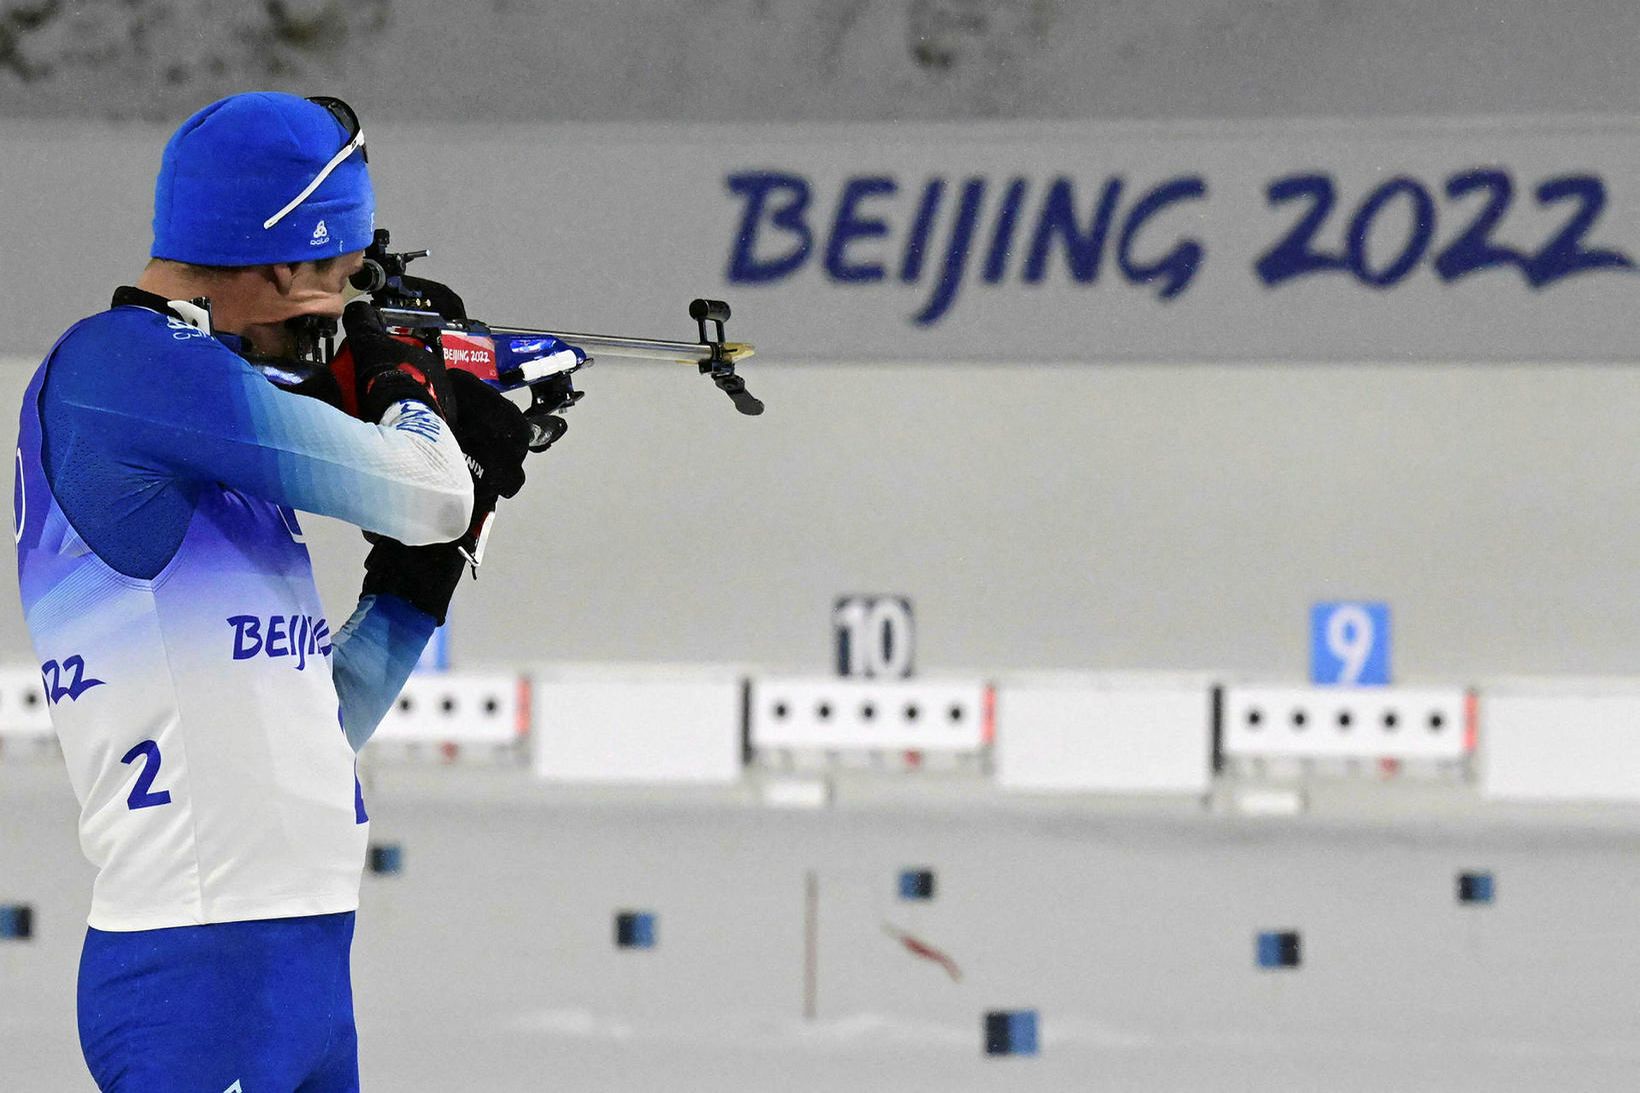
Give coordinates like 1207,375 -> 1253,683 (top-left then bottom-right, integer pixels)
78,911 -> 360,1092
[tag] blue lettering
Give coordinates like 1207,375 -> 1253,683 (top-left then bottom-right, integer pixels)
41,654 -> 105,705
900,178 -> 946,283
1524,175 -> 1637,288
120,739 -> 171,810
1256,168 -> 1636,291
393,404 -> 444,442
1433,169 -> 1527,283
825,176 -> 897,282
1117,176 -> 1207,300
1346,177 -> 1435,288
726,172 -> 813,283
266,615 -> 289,658
228,615 -> 263,659
725,168 -> 1217,323
1023,177 -> 1123,284
1254,174 -> 1347,287
226,613 -> 330,665
982,177 -> 1029,284
914,177 -> 987,326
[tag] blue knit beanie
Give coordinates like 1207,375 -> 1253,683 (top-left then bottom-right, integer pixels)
151,92 -> 374,266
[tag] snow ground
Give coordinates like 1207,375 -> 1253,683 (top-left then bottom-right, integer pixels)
5,761 -> 1640,1091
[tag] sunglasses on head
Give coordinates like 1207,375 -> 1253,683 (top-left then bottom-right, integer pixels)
262,95 -> 368,231
305,95 -> 367,163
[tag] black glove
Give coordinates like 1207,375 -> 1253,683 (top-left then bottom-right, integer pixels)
333,300 -> 455,424
360,538 -> 468,625
449,370 -> 529,506
358,372 -> 531,625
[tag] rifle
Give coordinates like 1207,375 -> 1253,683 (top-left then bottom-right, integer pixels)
333,228 -> 763,453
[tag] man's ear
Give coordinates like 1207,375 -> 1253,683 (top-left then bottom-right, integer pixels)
268,263 -> 298,296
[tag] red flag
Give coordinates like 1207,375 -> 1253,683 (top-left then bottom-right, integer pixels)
881,922 -> 963,982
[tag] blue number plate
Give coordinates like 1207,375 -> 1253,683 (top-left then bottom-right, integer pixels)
1309,601 -> 1390,686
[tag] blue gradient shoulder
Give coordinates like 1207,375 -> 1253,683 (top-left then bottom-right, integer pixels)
57,304 -> 242,367
45,305 -> 257,402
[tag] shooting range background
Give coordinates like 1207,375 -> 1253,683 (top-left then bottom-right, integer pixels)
2,112 -> 1640,677
5,2 -> 1640,1091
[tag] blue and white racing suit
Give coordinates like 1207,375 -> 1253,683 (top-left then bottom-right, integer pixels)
15,295 -> 472,1091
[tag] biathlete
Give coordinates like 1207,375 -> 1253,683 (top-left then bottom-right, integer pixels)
14,91 -> 531,1091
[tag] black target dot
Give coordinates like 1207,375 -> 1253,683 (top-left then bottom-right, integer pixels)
948,705 -> 964,722
1247,708 -> 1263,728
861,703 -> 876,720
483,697 -> 500,716
817,703 -> 832,720
440,696 -> 457,714
1383,711 -> 1399,730
773,702 -> 789,719
904,704 -> 920,721
1338,710 -> 1353,728
397,696 -> 413,713
1292,709 -> 1307,729
1429,712 -> 1445,731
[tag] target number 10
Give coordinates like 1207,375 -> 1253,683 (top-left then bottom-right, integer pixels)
1309,601 -> 1390,686
834,595 -> 915,678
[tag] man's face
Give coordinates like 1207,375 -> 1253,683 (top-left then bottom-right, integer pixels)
280,251 -> 367,321
239,251 -> 366,358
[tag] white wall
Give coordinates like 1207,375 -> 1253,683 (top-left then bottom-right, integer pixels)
1482,681 -> 1640,801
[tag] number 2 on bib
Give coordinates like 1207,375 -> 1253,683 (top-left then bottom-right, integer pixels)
120,740 -> 173,810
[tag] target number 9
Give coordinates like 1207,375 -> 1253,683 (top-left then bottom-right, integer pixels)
1309,601 -> 1390,686
833,595 -> 915,678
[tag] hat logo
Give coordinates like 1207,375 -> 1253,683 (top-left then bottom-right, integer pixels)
309,219 -> 330,247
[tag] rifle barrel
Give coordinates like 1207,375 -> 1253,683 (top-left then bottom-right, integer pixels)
487,326 -> 755,366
